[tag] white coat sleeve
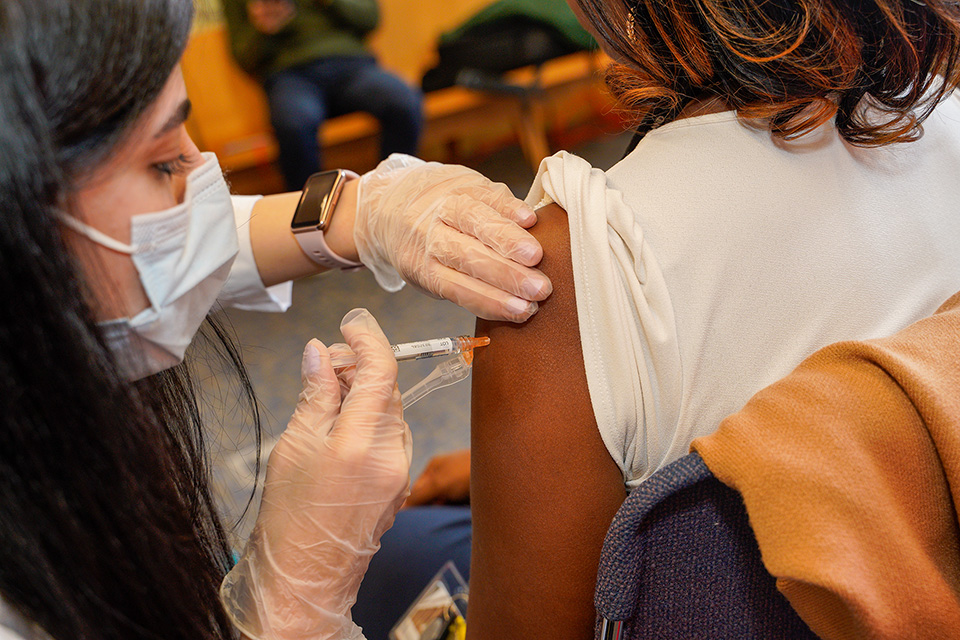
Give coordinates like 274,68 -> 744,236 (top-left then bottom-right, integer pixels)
0,598 -> 37,640
217,195 -> 293,312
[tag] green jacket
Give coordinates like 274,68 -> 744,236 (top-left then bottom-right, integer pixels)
222,0 -> 379,78
440,0 -> 595,51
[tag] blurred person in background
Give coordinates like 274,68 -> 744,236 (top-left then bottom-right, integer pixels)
222,0 -> 423,190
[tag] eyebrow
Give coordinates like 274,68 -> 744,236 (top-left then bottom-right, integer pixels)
154,99 -> 192,138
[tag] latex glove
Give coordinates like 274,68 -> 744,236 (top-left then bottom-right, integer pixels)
220,309 -> 411,640
404,448 -> 471,508
354,154 -> 552,323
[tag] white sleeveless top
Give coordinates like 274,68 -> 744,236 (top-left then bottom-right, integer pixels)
527,92 -> 960,489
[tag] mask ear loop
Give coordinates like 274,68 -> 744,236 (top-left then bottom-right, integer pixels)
58,213 -> 138,254
401,353 -> 473,410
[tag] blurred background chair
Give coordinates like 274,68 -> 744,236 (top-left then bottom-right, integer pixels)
594,452 -> 818,640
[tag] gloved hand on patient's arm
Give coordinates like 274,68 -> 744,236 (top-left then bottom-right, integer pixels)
220,309 -> 411,640
354,154 -> 553,323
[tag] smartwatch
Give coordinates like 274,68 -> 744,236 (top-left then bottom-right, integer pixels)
291,169 -> 363,270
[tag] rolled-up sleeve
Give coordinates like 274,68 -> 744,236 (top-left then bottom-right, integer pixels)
218,195 -> 293,312
527,152 -> 681,490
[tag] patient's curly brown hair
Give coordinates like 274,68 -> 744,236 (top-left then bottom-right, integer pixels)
574,0 -> 960,144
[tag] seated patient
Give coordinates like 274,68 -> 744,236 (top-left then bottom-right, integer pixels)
468,0 -> 960,638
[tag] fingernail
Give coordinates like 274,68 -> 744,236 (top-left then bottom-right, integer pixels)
516,204 -> 536,224
302,343 -> 322,377
523,276 -> 549,299
341,307 -> 368,329
506,296 -> 536,318
517,242 -> 541,264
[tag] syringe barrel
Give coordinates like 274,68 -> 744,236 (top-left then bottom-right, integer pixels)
392,337 -> 457,361
330,335 -> 488,368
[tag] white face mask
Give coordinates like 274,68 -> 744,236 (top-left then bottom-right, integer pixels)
61,153 -> 238,380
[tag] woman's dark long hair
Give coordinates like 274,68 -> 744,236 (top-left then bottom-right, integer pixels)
0,1 -> 257,637
576,0 -> 960,144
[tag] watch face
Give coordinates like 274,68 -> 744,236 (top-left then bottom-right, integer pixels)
291,171 -> 343,230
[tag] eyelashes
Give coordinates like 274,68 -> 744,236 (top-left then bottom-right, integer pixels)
153,154 -> 189,177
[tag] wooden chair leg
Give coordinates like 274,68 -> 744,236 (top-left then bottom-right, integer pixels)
515,98 -> 551,173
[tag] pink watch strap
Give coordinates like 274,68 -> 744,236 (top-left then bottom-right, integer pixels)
293,171 -> 363,270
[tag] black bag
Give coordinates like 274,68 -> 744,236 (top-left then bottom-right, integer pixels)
422,16 -> 592,93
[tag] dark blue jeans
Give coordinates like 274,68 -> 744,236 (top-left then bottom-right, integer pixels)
263,56 -> 424,190
352,505 -> 472,640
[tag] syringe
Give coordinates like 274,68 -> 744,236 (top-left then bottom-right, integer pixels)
329,335 -> 490,368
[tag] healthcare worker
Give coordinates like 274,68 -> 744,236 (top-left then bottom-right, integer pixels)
0,1 -> 550,639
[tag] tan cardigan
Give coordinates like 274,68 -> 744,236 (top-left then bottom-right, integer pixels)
692,292 -> 960,639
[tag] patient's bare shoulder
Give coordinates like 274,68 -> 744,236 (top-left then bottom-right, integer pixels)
467,203 -> 626,640
471,203 -> 581,389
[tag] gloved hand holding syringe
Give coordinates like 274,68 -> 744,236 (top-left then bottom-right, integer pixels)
219,313 -> 488,640
330,335 -> 490,409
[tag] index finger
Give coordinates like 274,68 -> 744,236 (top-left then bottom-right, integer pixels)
337,308 -> 399,420
437,198 -> 545,267
449,178 -> 536,228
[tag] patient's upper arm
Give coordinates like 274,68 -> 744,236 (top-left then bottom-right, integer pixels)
467,203 -> 627,639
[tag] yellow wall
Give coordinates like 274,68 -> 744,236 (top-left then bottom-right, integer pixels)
193,0 -> 223,30
367,0 -> 498,83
